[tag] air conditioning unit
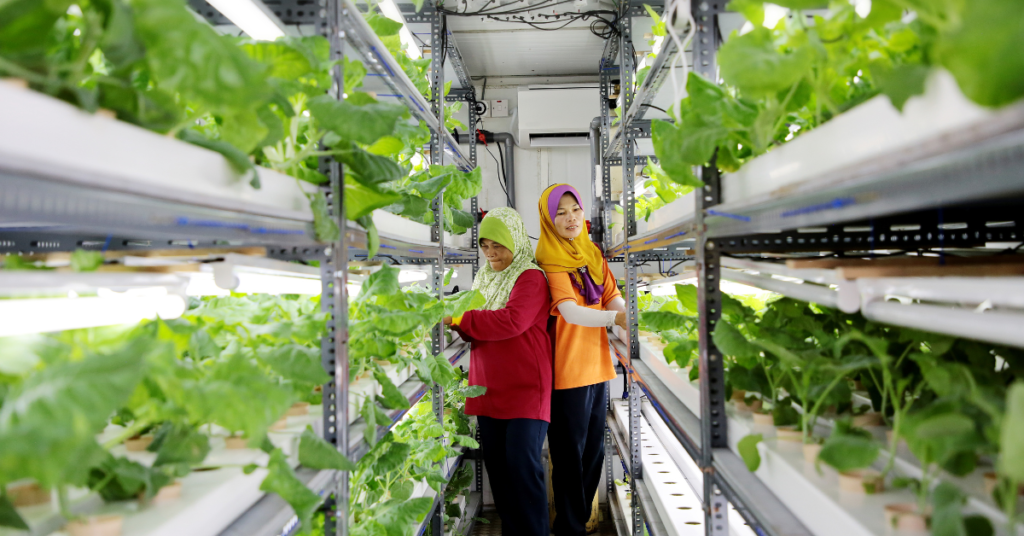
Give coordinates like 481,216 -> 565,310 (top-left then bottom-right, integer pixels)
513,84 -> 599,148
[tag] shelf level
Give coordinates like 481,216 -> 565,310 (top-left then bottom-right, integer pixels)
347,342 -> 470,460
338,0 -> 472,172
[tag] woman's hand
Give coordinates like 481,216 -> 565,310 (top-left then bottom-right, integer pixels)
614,311 -> 628,330
443,316 -> 453,326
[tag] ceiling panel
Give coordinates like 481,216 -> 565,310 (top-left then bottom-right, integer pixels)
450,26 -> 606,77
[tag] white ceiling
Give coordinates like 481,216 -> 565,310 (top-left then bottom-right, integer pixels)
451,25 -> 604,77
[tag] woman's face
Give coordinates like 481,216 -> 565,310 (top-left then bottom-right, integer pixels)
480,238 -> 514,272
553,192 -> 584,240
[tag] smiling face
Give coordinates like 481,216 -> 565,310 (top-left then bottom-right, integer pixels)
553,192 -> 584,239
480,238 -> 514,272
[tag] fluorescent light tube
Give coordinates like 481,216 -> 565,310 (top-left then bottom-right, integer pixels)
0,289 -> 187,338
186,273 -> 322,296
378,0 -> 422,59
205,0 -> 287,41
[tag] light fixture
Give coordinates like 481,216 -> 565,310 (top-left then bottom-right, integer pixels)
378,0 -> 422,59
398,270 -> 429,283
205,0 -> 287,41
0,288 -> 187,338
185,273 -> 323,296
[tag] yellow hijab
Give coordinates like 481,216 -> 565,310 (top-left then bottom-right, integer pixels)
535,184 -> 605,291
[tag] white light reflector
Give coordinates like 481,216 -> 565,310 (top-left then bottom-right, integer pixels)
205,0 -> 287,41
378,0 -> 422,59
0,290 -> 187,338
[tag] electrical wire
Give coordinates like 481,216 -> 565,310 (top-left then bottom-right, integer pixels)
663,0 -> 696,115
484,144 -> 513,208
641,104 -> 669,114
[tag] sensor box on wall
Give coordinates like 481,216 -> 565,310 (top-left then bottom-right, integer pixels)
490,99 -> 509,117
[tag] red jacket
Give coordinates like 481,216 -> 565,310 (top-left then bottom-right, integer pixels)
453,270 -> 553,422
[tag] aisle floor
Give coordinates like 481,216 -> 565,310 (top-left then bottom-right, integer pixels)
471,509 -> 619,536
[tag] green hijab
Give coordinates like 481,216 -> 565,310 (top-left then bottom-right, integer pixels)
473,208 -> 545,311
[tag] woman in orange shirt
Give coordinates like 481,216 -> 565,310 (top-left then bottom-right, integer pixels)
536,184 -> 628,536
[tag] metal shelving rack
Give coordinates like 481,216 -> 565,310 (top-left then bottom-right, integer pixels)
0,0 -> 482,535
598,1 -> 1024,536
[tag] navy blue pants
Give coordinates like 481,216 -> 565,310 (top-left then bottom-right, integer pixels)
478,416 -> 550,536
548,382 -> 607,536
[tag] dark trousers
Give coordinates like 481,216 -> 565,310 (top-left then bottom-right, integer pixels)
548,381 -> 607,536
478,416 -> 550,536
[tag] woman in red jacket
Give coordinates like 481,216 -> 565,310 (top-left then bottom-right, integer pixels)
444,207 -> 552,536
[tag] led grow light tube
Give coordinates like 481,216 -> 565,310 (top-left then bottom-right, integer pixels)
0,289 -> 187,338
378,0 -> 421,59
205,0 -> 287,41
722,269 -> 860,313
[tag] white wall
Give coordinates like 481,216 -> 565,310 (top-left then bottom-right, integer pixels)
451,77 -> 598,247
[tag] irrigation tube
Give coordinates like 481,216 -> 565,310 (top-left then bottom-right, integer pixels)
721,257 -> 844,286
721,269 -> 860,313
857,276 -> 1024,309
861,300 -> 1024,349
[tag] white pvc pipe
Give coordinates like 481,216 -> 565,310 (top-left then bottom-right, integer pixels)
0,272 -> 187,295
861,301 -> 1024,350
723,269 -> 860,313
721,257 -> 844,286
858,277 -> 1024,309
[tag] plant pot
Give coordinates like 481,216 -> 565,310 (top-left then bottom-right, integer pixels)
983,472 -> 1024,496
838,470 -> 885,494
286,402 -> 310,416
66,515 -> 124,536
142,481 -> 182,504
853,380 -> 865,391
269,417 -> 289,431
884,503 -> 929,532
803,443 -> 822,463
125,434 -> 154,452
639,330 -> 657,338
9,481 -> 50,507
775,425 -> 803,443
731,390 -> 747,403
851,412 -> 883,427
225,435 -> 249,449
752,412 -> 774,426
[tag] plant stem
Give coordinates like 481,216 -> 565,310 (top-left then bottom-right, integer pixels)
102,418 -> 154,450
58,485 -> 73,521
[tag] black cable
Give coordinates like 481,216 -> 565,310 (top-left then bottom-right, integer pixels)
496,142 -> 513,208
484,144 -> 513,208
642,104 -> 669,113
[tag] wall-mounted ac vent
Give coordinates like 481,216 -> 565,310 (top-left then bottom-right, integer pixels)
529,132 -> 591,147
514,85 -> 598,148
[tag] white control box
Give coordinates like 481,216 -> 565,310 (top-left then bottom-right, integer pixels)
490,99 -> 509,118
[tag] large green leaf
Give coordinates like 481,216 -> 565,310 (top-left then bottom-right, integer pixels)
345,180 -> 402,221
310,191 -> 340,243
719,27 -> 814,98
359,264 -> 400,302
258,344 -> 330,385
738,434 -> 763,472
0,338 -> 151,487
182,345 -> 293,441
374,442 -> 412,474
261,449 -> 322,533
936,0 -> 1024,108
444,290 -> 486,318
375,312 -> 433,336
374,371 -> 411,410
337,143 -> 404,187
675,284 -> 699,313
655,109 -> 724,174
151,422 -> 211,474
308,95 -> 407,146
818,434 -> 879,472
0,494 -> 28,530
640,311 -> 689,331
133,0 -> 272,113
712,321 -> 759,367
298,427 -> 356,471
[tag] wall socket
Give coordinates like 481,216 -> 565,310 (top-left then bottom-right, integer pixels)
490,99 -> 509,118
